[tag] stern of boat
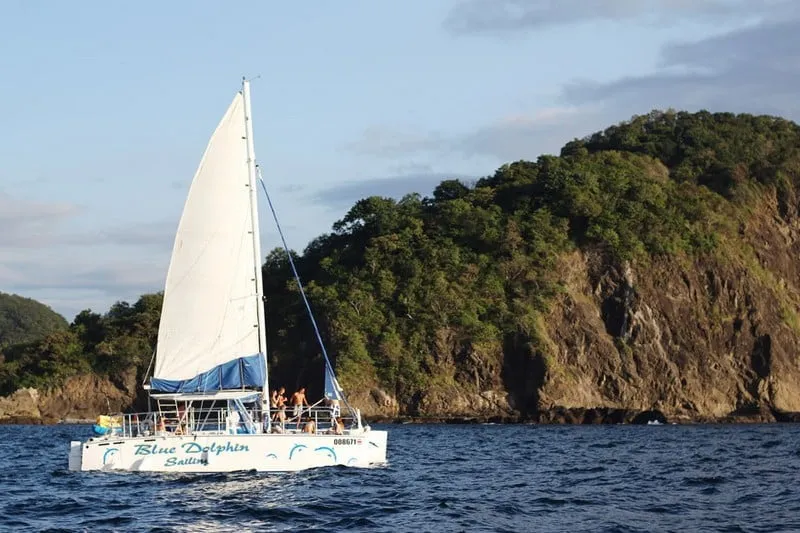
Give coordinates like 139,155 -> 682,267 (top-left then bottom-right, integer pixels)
68,441 -> 83,471
361,427 -> 389,465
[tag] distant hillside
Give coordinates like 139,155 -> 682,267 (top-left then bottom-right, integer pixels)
2,109 -> 800,425
0,293 -> 67,348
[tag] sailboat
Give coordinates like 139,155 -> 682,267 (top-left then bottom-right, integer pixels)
68,79 -> 388,472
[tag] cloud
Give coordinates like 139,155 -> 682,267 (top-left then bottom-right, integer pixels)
456,107 -> 599,161
355,2 -> 798,171
426,6 -> 800,167
5,261 -> 163,294
0,192 -> 176,250
102,221 -> 177,249
561,17 -> 800,118
0,255 -> 166,321
344,125 -> 447,158
0,193 -> 81,248
277,183 -> 305,194
62,220 -> 178,249
444,0 -> 789,35
345,107 -> 596,163
310,172 -> 477,211
0,192 -> 175,319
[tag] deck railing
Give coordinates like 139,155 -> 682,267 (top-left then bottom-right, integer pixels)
95,404 -> 359,439
267,404 -> 357,435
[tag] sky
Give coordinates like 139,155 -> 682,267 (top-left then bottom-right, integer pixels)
1,0 -> 798,320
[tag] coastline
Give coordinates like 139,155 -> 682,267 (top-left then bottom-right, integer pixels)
364,406 -> 800,425
4,409 -> 798,426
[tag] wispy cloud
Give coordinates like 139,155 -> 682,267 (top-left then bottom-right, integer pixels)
0,256 -> 167,321
344,125 -> 447,158
345,106 -> 596,163
5,260 -> 164,294
456,107 -> 596,161
561,17 -> 800,118
444,0 -> 790,35
61,220 -> 178,249
361,1 -> 800,174
0,192 -> 175,319
0,193 -> 81,248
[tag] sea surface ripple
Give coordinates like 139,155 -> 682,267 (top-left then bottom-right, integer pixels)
1,423 -> 799,532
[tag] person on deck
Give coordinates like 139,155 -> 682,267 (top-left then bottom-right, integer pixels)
270,389 -> 279,408
272,387 -> 287,426
290,387 -> 309,425
328,397 -> 341,419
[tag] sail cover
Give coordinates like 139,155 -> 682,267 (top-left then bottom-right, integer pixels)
152,92 -> 264,392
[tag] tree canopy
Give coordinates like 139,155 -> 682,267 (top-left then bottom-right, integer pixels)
0,292 -> 67,348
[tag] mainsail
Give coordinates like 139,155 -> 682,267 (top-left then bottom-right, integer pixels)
151,91 -> 265,392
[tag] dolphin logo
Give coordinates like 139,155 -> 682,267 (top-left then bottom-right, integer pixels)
289,444 -> 307,460
102,448 -> 119,465
314,446 -> 337,462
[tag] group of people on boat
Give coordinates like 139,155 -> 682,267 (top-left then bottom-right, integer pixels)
113,387 -> 345,439
268,386 -> 343,435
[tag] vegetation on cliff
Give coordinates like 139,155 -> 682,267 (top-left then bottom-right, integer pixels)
0,292 -> 67,348
266,110 -> 800,412
2,109 -> 799,420
0,295 -> 161,396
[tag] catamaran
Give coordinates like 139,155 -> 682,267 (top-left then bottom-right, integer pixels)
68,79 -> 388,472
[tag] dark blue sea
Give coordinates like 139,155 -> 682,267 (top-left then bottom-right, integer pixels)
1,423 -> 799,532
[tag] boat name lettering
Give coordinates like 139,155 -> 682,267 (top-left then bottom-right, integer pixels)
133,441 -> 250,460
182,441 -> 250,456
333,438 -> 359,446
165,456 -> 208,467
134,444 -> 177,456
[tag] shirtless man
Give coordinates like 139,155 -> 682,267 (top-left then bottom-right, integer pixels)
291,387 -> 309,423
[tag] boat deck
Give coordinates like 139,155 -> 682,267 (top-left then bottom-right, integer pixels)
94,404 -> 355,440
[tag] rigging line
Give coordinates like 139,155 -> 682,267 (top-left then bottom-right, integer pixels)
143,348 -> 156,387
256,167 -> 353,413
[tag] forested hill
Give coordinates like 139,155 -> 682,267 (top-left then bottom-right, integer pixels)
0,292 -> 66,348
2,109 -> 800,424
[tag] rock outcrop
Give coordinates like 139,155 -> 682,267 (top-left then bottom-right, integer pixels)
0,370 -> 139,424
0,388 -> 41,423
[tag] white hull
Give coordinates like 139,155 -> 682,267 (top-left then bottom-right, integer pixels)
69,429 -> 387,473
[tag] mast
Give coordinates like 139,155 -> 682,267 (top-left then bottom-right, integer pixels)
242,78 -> 270,425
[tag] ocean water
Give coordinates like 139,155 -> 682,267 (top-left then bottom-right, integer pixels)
1,423 -> 798,533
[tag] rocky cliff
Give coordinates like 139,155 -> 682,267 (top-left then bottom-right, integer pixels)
328,112 -> 800,424
354,188 -> 800,423
0,371 -> 139,424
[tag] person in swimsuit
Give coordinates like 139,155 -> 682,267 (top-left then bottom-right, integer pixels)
270,389 -> 279,408
290,387 -> 309,425
272,387 -> 287,426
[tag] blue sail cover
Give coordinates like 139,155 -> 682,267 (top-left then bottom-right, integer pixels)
150,353 -> 266,393
324,363 -> 343,400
